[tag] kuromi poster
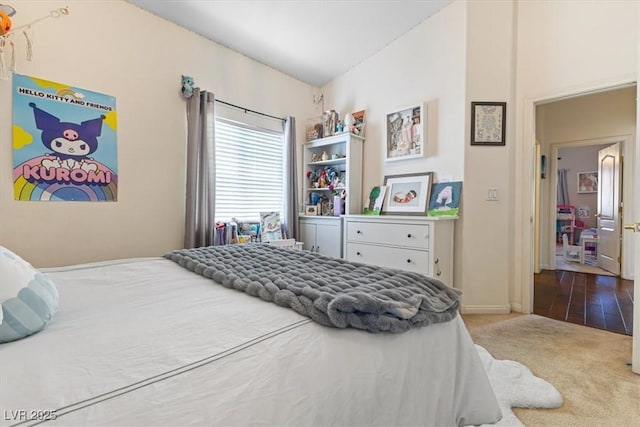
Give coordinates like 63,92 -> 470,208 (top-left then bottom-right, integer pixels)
12,73 -> 118,201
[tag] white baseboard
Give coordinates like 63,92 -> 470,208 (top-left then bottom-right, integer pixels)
510,303 -> 523,313
460,305 -> 512,314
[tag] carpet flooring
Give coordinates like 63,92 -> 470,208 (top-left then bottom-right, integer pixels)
463,314 -> 639,427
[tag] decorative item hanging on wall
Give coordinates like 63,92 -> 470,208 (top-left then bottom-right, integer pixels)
12,73 -> 118,202
0,4 -> 16,36
0,5 -> 70,79
180,75 -> 194,98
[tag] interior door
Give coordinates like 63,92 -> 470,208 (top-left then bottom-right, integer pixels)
597,143 -> 621,275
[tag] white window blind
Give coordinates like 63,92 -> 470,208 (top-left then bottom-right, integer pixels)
215,118 -> 284,222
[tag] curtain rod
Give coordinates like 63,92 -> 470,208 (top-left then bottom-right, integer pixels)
215,99 -> 284,122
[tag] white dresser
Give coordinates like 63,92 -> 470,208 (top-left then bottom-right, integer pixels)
344,215 -> 456,286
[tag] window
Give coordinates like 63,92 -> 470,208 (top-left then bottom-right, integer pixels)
215,118 -> 284,222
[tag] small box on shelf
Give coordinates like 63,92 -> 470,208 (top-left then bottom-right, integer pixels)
305,205 -> 320,216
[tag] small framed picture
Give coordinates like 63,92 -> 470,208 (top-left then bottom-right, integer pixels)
471,101 -> 506,146
577,171 -> 598,193
260,211 -> 283,242
382,172 -> 433,215
385,103 -> 425,161
305,116 -> 323,141
305,205 -> 319,216
363,186 -> 387,215
428,182 -> 462,217
351,109 -> 366,137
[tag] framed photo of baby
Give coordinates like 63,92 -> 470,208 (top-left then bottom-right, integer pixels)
385,103 -> 425,161
382,172 -> 433,215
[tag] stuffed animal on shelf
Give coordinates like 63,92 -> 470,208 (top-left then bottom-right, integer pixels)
181,75 -> 195,99
0,4 -> 16,36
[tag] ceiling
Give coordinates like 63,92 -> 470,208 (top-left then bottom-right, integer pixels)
128,0 -> 453,87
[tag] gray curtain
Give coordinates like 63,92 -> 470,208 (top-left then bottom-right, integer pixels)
184,89 -> 216,248
283,116 -> 299,240
557,168 -> 570,206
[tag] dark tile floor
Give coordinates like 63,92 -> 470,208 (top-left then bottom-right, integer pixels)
534,269 -> 634,335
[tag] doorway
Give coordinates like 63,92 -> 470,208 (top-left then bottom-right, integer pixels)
533,85 -> 636,331
552,142 -> 621,277
533,84 -> 636,279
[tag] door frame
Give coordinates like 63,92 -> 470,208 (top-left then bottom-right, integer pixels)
519,78 -> 636,315
544,137 -> 628,273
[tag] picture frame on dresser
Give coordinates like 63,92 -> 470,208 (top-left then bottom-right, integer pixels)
428,181 -> 462,217
382,172 -> 433,215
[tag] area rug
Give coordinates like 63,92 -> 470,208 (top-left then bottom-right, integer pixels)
466,314 -> 640,427
475,344 -> 562,426
555,255 -> 615,276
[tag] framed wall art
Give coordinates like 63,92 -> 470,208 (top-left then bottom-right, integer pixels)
470,101 -> 506,146
260,211 -> 283,242
428,181 -> 462,217
382,172 -> 433,215
12,73 -> 118,201
577,171 -> 598,193
351,109 -> 366,137
363,186 -> 387,215
385,103 -> 425,161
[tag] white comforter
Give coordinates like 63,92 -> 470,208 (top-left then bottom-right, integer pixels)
0,258 -> 501,427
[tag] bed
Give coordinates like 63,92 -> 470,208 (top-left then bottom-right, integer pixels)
0,246 -> 502,427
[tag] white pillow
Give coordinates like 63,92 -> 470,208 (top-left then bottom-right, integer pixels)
0,246 -> 59,343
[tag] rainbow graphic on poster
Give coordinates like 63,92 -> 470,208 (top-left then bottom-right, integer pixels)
12,73 -> 118,201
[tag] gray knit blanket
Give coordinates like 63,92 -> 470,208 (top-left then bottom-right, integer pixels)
164,245 -> 461,333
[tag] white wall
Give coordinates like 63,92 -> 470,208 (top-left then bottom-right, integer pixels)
322,1 -> 516,312
322,2 -> 467,186
515,0 -> 638,309
461,0 -> 514,312
0,1 -> 317,267
322,1 -> 468,290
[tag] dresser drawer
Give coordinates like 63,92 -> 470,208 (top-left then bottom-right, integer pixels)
346,243 -> 430,275
346,221 -> 430,250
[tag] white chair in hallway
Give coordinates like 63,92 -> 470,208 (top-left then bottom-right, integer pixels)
562,233 -> 584,264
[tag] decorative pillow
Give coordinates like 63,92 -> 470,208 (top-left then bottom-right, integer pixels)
0,246 -> 59,343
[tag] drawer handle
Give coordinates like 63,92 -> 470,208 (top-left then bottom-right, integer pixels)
406,259 -> 411,264
407,233 -> 412,238
356,230 -> 362,234
356,251 -> 361,256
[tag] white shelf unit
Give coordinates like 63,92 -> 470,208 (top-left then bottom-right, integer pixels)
556,205 -> 576,244
302,132 -> 364,215
343,215 -> 457,286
